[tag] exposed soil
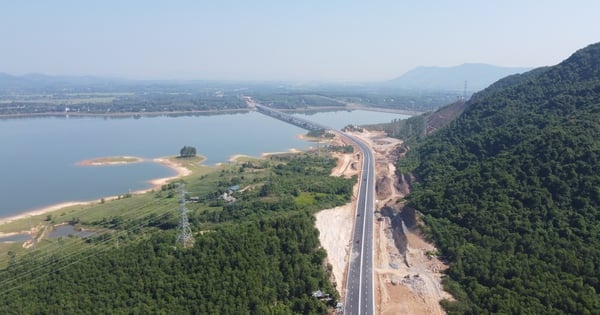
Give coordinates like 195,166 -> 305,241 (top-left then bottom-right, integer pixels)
315,134 -> 361,296
316,130 -> 452,314
424,100 -> 467,135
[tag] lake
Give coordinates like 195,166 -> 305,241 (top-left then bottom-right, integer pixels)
0,110 -> 409,218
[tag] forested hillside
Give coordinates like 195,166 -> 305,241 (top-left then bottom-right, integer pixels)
405,42 -> 600,313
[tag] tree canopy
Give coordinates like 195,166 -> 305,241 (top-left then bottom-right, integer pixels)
404,42 -> 600,314
179,145 -> 197,158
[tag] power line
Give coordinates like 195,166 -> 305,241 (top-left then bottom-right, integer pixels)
0,208 -> 175,295
0,198 -> 176,294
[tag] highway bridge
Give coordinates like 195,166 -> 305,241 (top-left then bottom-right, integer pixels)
253,102 -> 375,315
254,104 -> 328,131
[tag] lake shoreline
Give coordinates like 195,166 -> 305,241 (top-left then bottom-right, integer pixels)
0,106 -> 423,120
0,155 -> 202,227
0,109 -> 410,229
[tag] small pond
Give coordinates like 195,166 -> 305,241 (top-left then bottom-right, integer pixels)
47,225 -> 97,239
0,233 -> 31,242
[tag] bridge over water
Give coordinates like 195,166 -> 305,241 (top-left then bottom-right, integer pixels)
254,104 -> 329,131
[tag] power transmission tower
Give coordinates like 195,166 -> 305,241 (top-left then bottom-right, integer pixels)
175,183 -> 195,248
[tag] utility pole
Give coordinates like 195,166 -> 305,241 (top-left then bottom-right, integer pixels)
175,183 -> 195,248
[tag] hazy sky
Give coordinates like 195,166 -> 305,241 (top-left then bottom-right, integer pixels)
1,1 -> 598,81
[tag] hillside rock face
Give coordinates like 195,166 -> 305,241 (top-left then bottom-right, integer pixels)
407,42 -> 600,314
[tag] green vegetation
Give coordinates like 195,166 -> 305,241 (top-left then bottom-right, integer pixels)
193,154 -> 354,224
327,145 -> 354,154
405,43 -> 600,313
1,214 -> 335,314
179,145 -> 197,158
252,93 -> 345,110
0,153 -> 352,314
306,129 -> 334,139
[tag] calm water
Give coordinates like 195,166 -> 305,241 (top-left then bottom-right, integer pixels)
47,225 -> 97,239
293,110 -> 405,129
0,233 -> 31,242
0,110 -> 408,217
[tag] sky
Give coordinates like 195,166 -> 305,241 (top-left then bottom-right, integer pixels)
1,0 -> 599,82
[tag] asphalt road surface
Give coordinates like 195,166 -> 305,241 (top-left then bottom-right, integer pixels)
342,133 -> 375,315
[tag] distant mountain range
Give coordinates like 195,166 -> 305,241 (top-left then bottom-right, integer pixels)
2,64 -> 530,93
386,63 -> 531,92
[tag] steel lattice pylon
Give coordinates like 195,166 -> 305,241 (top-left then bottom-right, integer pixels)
175,184 -> 195,248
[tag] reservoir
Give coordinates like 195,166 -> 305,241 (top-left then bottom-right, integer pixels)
0,110 -> 409,218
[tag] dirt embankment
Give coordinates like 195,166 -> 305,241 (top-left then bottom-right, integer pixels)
349,130 -> 453,315
314,133 -> 361,296
314,129 -> 452,314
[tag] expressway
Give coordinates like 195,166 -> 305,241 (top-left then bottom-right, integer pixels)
341,133 -> 375,315
250,100 -> 375,314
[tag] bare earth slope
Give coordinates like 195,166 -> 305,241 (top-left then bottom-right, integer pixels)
316,130 -> 452,314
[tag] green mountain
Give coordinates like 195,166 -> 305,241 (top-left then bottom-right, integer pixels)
405,43 -> 600,313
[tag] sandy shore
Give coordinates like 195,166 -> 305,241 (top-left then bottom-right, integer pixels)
76,156 -> 144,166
0,157 -> 194,227
0,201 -> 93,227
149,158 -> 192,187
228,154 -> 255,162
261,148 -> 302,157
223,148 -> 304,165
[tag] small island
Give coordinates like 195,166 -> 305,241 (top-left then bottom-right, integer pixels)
179,145 -> 197,158
76,156 -> 144,166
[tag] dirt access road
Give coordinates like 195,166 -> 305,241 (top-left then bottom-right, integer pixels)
315,130 -> 452,314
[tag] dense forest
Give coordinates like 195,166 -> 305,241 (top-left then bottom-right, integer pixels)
0,154 -> 353,314
403,42 -> 600,313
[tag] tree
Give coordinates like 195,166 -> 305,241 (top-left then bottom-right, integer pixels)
179,146 -> 196,158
